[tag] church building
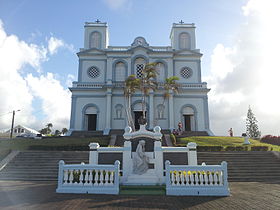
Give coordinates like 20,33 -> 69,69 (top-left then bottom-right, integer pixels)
68,21 -> 213,135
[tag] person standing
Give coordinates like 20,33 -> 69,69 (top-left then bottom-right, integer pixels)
228,128 -> 233,137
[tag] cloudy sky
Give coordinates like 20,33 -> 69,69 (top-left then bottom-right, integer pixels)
0,0 -> 279,136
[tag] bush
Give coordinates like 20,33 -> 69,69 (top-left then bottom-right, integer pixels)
170,134 -> 177,146
197,146 -> 223,152
261,135 -> 280,146
251,146 -> 269,151
28,145 -> 89,151
225,146 -> 236,151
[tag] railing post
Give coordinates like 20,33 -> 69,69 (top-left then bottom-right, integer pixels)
114,160 -> 120,193
187,142 -> 197,165
122,140 -> 132,182
89,143 -> 100,164
165,160 -> 171,188
57,160 -> 64,190
221,161 -> 228,188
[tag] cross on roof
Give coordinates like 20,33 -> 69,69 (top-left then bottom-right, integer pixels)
95,19 -> 101,23
179,20 -> 184,24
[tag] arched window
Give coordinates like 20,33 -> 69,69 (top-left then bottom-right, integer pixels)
155,62 -> 165,82
115,62 -> 126,81
115,104 -> 124,119
90,32 -> 101,48
179,33 -> 190,49
157,104 -> 165,119
134,58 -> 145,78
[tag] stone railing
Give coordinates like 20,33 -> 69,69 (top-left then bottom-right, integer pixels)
165,161 -> 229,196
56,160 -> 120,194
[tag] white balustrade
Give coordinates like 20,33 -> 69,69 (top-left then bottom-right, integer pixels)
165,161 -> 229,196
56,160 -> 120,194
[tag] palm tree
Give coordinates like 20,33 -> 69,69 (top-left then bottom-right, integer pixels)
154,76 -> 179,126
124,75 -> 140,131
162,76 -> 180,106
46,123 -> 53,134
61,128 -> 68,135
139,63 -> 158,120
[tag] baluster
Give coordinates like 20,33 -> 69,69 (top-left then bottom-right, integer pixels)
63,170 -> 69,185
214,171 -> 218,185
99,170 -> 104,186
199,171 -> 204,185
88,170 -> 93,186
176,171 -> 180,186
194,171 -> 199,186
204,171 -> 208,186
209,171 -> 213,185
69,170 -> 74,185
84,170 -> 89,186
94,170 -> 99,186
171,171 -> 175,186
180,171 -> 185,186
104,170 -> 109,186
190,171 -> 194,186
109,170 -> 114,185
219,170 -> 223,186
79,169 -> 84,186
186,171 -> 190,186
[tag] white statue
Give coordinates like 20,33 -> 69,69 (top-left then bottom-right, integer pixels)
133,140 -> 149,175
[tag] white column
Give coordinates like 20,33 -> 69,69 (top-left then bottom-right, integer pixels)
89,143 -> 100,164
169,92 -> 175,130
154,141 -> 164,184
121,141 -> 132,184
104,88 -> 112,135
149,91 -> 154,129
187,142 -> 197,165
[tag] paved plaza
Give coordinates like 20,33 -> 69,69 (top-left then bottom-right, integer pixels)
0,181 -> 279,209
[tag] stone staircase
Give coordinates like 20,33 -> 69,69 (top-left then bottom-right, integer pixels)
0,151 -> 279,182
0,151 -> 89,181
198,152 -> 280,182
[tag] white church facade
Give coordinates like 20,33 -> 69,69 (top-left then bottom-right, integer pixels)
69,21 -> 213,135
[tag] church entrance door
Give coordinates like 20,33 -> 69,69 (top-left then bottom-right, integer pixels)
134,111 -> 146,130
87,114 -> 97,131
184,115 -> 191,131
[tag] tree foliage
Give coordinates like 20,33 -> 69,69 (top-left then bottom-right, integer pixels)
246,106 -> 261,138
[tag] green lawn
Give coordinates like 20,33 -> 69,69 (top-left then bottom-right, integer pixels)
0,136 -> 110,151
176,136 -> 280,151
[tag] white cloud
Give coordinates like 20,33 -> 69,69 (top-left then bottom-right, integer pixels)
26,73 -> 71,130
0,19 -> 72,131
103,0 -> 132,10
207,0 -> 280,136
48,36 -> 74,55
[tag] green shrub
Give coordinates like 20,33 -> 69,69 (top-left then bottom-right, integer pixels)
170,134 -> 177,146
197,146 -> 223,152
225,146 -> 236,151
28,145 -> 89,151
235,146 -> 248,151
251,146 -> 269,151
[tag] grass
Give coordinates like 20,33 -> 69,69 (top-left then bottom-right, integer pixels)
120,185 -> 166,195
0,136 -> 110,151
176,136 -> 280,151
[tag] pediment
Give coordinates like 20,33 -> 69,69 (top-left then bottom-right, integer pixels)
77,48 -> 105,55
175,49 -> 202,56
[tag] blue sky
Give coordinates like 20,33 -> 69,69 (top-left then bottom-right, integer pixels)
0,0 -> 279,136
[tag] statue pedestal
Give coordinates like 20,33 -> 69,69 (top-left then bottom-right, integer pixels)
122,169 -> 161,185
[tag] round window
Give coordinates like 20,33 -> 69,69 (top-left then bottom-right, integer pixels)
180,67 -> 193,79
87,66 -> 100,78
